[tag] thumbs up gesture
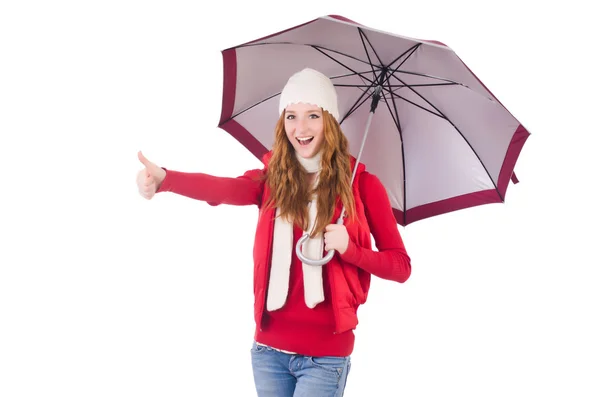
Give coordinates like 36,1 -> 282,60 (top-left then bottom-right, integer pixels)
137,151 -> 167,200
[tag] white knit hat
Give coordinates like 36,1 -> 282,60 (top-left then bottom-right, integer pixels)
278,68 -> 339,120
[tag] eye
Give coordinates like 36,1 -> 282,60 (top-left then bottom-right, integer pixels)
286,114 -> 295,120
309,113 -> 320,119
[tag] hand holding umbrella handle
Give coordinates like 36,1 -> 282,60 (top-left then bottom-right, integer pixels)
295,216 -> 344,267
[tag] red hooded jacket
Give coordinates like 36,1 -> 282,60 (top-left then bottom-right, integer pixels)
158,151 -> 411,354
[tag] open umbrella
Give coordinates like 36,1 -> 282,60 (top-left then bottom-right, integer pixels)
217,14 -> 530,265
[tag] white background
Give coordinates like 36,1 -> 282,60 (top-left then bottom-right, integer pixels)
1,1 -> 599,396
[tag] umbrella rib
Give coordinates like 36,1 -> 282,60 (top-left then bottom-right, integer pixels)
237,42 -> 381,70
384,89 -> 445,119
384,43 -> 465,87
388,74 -> 502,197
221,92 -> 281,124
383,42 -> 466,87
334,82 -> 457,88
358,27 -> 385,66
381,90 -> 403,132
357,28 -> 382,83
329,70 -> 381,91
329,70 -> 379,82
387,44 -> 421,73
382,72 -> 407,225
386,45 -> 469,88
310,46 -> 377,84
394,69 -> 464,85
339,87 -> 375,125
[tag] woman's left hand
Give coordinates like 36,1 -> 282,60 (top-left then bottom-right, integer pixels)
324,224 -> 349,254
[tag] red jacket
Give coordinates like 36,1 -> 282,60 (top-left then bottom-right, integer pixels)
158,151 -> 411,336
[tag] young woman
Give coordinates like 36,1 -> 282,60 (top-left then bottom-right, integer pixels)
136,68 -> 411,397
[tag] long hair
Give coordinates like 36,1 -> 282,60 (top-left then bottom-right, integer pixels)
265,110 -> 356,237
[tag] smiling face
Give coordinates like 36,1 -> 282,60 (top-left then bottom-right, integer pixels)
284,103 -> 325,159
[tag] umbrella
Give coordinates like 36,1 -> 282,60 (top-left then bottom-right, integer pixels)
217,14 -> 530,264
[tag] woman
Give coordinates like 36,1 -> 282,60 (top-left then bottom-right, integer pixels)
136,68 -> 411,396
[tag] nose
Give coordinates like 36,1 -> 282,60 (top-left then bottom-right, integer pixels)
296,117 -> 308,134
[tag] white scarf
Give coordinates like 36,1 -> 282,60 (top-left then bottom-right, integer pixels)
266,151 -> 325,311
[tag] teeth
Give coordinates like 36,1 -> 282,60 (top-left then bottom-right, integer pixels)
297,137 -> 313,141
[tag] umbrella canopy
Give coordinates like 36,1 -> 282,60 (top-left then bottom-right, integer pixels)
218,14 -> 530,226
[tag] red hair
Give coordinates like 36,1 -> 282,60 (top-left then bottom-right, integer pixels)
265,110 -> 355,236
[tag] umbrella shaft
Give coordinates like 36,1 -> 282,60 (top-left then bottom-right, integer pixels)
341,89 -> 380,220
350,110 -> 375,183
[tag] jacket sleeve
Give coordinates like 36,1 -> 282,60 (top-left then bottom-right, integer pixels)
156,167 -> 265,207
339,172 -> 411,283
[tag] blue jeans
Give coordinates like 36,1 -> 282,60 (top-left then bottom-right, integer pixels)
250,341 -> 351,397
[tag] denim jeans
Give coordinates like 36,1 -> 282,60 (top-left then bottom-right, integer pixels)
250,341 -> 351,397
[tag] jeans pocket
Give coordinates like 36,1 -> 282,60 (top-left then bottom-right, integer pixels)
309,356 -> 349,376
251,341 -> 268,354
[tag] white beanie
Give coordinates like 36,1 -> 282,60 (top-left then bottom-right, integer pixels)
278,68 -> 339,120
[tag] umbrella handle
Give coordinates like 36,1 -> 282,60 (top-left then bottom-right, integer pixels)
295,217 -> 344,267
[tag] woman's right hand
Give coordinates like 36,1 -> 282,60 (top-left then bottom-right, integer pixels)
137,151 -> 167,200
